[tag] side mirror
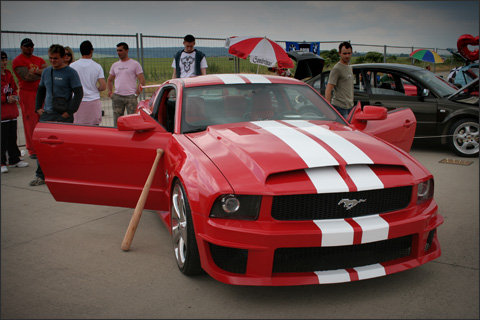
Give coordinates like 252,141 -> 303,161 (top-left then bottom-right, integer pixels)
351,105 -> 387,121
117,113 -> 156,132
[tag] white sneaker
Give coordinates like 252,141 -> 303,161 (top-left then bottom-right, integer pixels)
21,150 -> 26,157
9,160 -> 29,168
1,166 -> 8,173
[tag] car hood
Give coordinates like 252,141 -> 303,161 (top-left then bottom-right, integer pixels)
447,78 -> 479,103
186,120 -> 418,194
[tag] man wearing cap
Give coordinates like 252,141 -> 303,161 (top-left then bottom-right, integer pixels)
12,38 -> 48,159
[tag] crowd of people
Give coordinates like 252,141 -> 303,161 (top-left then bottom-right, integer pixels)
1,34 -> 208,185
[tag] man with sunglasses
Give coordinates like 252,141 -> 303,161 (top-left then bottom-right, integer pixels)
12,38 -> 48,159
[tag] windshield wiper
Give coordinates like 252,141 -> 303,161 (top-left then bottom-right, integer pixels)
184,128 -> 206,134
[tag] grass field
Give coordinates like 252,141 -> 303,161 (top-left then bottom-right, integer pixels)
7,54 -> 463,98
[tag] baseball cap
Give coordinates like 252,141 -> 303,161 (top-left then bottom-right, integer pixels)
21,38 -> 34,47
1,51 -> 7,59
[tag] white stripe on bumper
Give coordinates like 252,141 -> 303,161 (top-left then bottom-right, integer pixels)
354,263 -> 386,280
315,269 -> 351,284
314,219 -> 354,246
353,214 -> 389,243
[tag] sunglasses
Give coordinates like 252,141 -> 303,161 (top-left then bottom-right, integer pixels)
65,53 -> 72,57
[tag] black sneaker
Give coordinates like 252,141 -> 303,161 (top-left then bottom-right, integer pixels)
29,176 -> 45,186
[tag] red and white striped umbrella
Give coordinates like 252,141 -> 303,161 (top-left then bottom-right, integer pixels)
225,36 -> 294,69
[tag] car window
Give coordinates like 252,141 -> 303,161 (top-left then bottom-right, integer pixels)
354,70 -> 367,93
181,84 -> 344,133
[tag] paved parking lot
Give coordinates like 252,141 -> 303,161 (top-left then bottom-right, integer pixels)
1,139 -> 478,319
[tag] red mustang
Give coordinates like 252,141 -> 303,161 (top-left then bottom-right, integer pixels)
33,74 -> 442,286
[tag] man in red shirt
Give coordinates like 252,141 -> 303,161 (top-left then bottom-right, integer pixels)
12,38 -> 47,159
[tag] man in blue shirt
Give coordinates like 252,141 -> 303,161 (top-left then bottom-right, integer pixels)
30,44 -> 83,186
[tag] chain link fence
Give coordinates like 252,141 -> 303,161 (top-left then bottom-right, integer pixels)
2,30 -> 456,145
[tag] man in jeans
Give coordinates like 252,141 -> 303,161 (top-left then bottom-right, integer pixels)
107,42 -> 145,126
325,41 -> 354,119
29,44 -> 83,186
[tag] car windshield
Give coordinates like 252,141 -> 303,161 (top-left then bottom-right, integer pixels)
181,83 -> 344,133
412,69 -> 459,97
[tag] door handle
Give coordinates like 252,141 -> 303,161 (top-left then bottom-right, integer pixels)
39,137 -> 64,145
403,119 -> 414,128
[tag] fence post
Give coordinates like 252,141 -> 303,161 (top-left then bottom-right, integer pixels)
411,46 -> 414,64
138,33 -> 145,100
384,45 -> 387,63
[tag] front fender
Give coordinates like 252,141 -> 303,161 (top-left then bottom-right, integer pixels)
168,135 -> 233,218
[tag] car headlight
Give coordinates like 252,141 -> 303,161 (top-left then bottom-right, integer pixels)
417,179 -> 434,204
210,194 -> 262,220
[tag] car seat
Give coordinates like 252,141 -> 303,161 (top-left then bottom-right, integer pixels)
185,97 -> 206,124
224,95 -> 249,119
250,91 -> 274,120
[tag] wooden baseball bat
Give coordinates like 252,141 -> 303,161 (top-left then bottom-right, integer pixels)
121,148 -> 164,251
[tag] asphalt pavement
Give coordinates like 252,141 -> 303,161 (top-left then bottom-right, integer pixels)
1,138 -> 479,319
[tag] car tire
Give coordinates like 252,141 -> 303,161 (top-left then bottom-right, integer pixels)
448,118 -> 479,157
170,180 -> 202,275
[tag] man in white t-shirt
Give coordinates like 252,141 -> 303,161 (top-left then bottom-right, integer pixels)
172,34 -> 208,78
107,42 -> 145,126
70,40 -> 106,125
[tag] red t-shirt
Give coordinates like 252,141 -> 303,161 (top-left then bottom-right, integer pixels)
12,54 -> 46,91
1,70 -> 19,120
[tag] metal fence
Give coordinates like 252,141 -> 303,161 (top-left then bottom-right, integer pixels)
1,30 -> 456,145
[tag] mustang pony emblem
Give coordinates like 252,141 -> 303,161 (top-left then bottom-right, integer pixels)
338,199 -> 367,210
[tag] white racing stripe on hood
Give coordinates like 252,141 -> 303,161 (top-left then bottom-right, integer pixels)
346,165 -> 384,191
285,120 -> 373,165
252,120 -> 338,167
215,74 -> 245,84
242,74 -> 271,83
305,167 -> 349,193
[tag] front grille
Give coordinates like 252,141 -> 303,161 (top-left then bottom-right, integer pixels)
209,243 -> 248,274
271,186 -> 412,220
273,235 -> 412,273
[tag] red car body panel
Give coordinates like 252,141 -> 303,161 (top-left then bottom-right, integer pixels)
33,74 -> 442,286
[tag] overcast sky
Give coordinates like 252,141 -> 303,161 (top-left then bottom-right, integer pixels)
1,1 -> 479,50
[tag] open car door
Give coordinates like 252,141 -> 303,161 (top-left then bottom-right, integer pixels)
33,110 -> 170,211
349,104 -> 417,153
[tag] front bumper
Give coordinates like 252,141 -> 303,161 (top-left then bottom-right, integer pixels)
194,198 -> 443,286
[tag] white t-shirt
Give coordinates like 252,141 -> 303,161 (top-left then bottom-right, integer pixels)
171,51 -> 208,78
70,58 -> 105,101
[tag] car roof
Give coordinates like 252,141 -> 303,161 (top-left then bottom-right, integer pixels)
350,63 -> 427,72
170,74 -> 303,88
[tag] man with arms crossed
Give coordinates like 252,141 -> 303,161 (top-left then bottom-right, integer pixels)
12,38 -> 48,159
29,44 -> 83,186
172,34 -> 208,78
325,41 -> 354,119
107,42 -> 145,126
71,40 -> 107,125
